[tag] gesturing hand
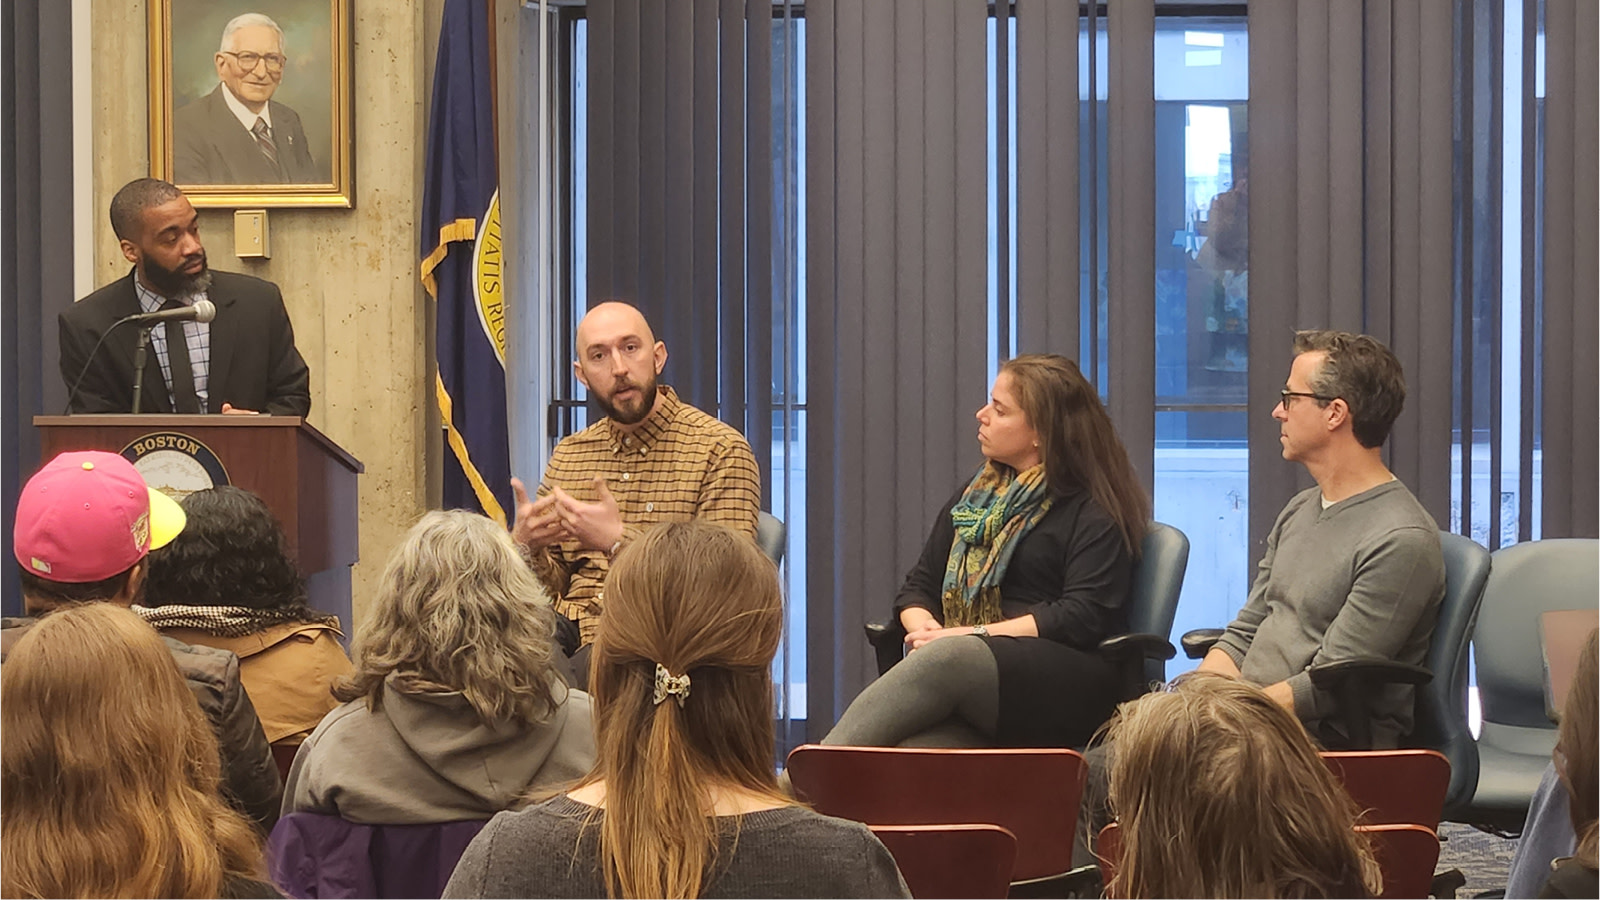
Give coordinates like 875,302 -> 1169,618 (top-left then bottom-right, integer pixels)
550,476 -> 625,553
511,477 -> 567,551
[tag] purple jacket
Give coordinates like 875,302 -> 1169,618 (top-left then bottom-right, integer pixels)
266,813 -> 486,899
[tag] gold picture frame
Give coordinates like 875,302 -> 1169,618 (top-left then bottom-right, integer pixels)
148,0 -> 353,208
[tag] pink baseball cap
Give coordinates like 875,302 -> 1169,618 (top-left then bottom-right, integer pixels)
13,450 -> 186,583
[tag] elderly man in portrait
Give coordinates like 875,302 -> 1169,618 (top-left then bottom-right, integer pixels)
172,13 -> 323,185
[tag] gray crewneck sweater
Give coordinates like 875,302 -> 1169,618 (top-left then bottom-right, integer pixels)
1214,480 -> 1445,748
442,796 -> 910,898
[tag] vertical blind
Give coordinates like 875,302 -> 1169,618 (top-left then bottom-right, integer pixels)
583,0 -> 776,504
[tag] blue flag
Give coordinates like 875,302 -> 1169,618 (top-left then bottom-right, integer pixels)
422,0 -> 508,525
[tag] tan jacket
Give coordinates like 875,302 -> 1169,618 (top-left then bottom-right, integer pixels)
162,620 -> 352,745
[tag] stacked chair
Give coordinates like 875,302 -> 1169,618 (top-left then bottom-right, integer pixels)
785,745 -> 1086,897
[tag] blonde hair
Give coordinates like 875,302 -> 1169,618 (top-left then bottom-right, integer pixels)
336,509 -> 560,725
582,520 -> 788,898
1,603 -> 267,898
1105,673 -> 1382,899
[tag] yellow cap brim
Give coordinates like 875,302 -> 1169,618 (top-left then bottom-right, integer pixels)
146,487 -> 187,550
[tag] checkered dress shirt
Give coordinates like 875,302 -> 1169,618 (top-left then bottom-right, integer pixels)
529,385 -> 762,644
134,278 -> 211,410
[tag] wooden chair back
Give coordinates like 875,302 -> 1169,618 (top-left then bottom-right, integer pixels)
1322,749 -> 1451,829
870,824 -> 1017,899
785,744 -> 1085,883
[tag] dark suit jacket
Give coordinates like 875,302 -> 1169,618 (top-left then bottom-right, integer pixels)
172,85 -> 323,185
60,269 -> 312,416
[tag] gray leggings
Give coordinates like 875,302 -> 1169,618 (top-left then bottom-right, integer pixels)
821,635 -> 1001,748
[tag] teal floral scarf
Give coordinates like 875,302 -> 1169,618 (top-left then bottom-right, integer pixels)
940,461 -> 1052,627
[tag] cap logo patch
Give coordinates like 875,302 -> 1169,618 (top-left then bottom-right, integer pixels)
132,509 -> 151,549
30,557 -> 51,574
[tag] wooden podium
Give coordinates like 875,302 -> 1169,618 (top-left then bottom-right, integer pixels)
33,415 -> 364,633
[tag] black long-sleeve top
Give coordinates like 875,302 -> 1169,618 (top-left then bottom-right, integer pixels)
894,487 -> 1134,650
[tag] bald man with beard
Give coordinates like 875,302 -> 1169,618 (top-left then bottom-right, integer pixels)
510,302 -> 762,674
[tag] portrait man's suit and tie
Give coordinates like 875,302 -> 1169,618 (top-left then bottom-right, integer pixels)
171,12 -> 326,186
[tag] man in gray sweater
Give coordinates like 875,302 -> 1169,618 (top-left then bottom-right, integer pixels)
1196,330 -> 1445,749
1074,332 -> 1447,866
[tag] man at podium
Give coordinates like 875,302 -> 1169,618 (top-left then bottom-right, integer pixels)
58,178 -> 311,416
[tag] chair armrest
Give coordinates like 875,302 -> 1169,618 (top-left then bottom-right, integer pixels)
1097,632 -> 1177,663
1307,658 -> 1433,750
864,619 -> 908,676
1180,628 -> 1226,660
1307,657 -> 1434,689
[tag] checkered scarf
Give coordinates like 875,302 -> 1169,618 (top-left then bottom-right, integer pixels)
133,603 -> 340,639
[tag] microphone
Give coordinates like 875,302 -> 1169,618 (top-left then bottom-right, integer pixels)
122,298 -> 217,326
62,299 -> 217,414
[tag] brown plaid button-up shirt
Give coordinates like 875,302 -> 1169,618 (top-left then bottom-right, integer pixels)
529,385 -> 761,644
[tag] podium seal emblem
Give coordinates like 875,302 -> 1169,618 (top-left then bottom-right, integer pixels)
120,432 -> 230,503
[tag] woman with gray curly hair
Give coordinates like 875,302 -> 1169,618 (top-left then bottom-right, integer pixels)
283,510 -> 595,824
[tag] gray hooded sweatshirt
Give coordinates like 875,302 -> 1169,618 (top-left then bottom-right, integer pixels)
283,672 -> 596,824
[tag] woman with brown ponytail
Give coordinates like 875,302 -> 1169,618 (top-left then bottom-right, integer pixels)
443,521 -> 909,899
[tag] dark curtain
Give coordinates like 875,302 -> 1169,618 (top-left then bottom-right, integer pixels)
1540,0 -> 1598,538
583,0 -> 775,503
1249,0 -> 1462,552
1249,0 -> 1597,551
803,0 -> 1109,735
804,0 -> 994,734
2,0 -> 76,616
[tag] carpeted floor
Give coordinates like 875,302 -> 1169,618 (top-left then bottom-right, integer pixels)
1438,822 -> 1519,898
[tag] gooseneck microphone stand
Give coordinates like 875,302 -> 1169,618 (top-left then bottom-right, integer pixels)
129,324 -> 158,414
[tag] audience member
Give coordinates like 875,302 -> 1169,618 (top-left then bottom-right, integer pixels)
1104,673 -> 1382,899
444,521 -> 909,899
3,450 -> 282,832
822,353 -> 1149,748
1,604 -> 279,898
1538,628 -> 1598,898
138,485 -> 352,749
510,300 -> 761,661
283,509 -> 594,824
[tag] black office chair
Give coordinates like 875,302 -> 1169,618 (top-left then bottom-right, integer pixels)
865,522 -> 1189,703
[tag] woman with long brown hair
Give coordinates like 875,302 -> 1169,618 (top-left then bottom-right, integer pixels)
823,353 -> 1150,749
1,603 -> 276,898
1105,673 -> 1381,898
444,521 -> 908,899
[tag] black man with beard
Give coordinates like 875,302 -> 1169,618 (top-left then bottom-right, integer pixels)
59,178 -> 310,416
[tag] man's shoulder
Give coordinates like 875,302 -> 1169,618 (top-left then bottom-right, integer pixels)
667,398 -> 753,450
172,86 -> 226,126
1346,481 -> 1441,538
65,275 -> 137,322
1272,485 -> 1324,526
268,98 -> 307,129
551,419 -> 612,453
161,633 -> 241,689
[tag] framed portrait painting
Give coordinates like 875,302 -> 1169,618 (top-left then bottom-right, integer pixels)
148,0 -> 352,207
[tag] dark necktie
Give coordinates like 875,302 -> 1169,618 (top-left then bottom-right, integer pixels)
161,299 -> 202,414
251,117 -> 280,169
